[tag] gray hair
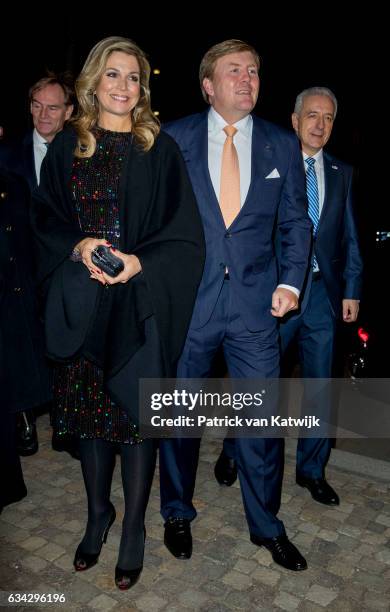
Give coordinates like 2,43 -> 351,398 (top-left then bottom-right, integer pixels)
294,87 -> 338,118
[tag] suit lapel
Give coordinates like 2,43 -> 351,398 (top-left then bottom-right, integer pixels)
249,116 -> 274,193
189,111 -> 225,226
234,117 -> 274,216
318,153 -> 337,230
218,115 -> 276,229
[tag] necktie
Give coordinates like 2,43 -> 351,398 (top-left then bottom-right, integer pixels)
44,142 -> 49,149
219,125 -> 240,227
305,157 -> 320,269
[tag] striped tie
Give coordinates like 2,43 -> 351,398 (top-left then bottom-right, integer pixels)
305,157 -> 319,269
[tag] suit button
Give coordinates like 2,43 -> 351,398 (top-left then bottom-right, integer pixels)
14,287 -> 21,292
0,191 -> 7,199
9,256 -> 15,262
225,233 -> 232,238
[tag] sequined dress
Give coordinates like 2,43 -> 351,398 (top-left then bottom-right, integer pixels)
52,127 -> 140,443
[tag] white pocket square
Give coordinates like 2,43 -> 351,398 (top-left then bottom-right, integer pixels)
265,168 -> 280,179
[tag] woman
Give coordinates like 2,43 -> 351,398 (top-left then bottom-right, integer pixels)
32,37 -> 204,590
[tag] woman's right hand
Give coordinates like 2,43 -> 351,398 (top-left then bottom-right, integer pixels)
73,237 -> 110,285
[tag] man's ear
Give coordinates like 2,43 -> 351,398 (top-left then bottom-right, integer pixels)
65,104 -> 74,121
291,112 -> 299,134
203,78 -> 214,99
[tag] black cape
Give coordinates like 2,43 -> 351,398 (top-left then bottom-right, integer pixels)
31,127 -> 205,419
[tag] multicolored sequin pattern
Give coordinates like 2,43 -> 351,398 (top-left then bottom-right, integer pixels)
71,127 -> 131,246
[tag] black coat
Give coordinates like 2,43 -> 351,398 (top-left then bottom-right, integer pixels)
0,168 -> 52,412
0,131 -> 37,190
31,127 -> 205,418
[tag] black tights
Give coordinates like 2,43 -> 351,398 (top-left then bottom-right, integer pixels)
78,437 -> 156,569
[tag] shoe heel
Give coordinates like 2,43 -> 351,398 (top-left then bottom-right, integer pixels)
73,503 -> 116,571
103,505 -> 116,543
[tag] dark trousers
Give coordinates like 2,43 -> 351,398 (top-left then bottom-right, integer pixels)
160,280 -> 286,538
280,278 -> 336,478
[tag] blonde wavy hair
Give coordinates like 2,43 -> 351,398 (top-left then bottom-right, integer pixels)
72,36 -> 159,157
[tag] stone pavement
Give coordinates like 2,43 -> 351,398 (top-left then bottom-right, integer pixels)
0,415 -> 389,611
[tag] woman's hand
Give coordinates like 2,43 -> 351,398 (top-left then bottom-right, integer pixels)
89,249 -> 142,286
73,237 -> 110,282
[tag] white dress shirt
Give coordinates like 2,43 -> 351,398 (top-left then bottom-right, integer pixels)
33,128 -> 49,185
208,107 -> 252,207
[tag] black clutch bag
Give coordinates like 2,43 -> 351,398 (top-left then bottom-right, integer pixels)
91,245 -> 124,277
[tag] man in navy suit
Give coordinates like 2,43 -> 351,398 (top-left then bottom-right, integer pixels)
0,74 -> 74,456
279,87 -> 363,505
159,40 -> 312,571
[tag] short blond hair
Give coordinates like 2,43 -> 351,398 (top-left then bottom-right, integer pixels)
199,39 -> 260,103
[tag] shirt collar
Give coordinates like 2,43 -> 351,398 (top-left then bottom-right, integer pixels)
208,107 -> 252,138
33,128 -> 49,146
303,148 -> 324,167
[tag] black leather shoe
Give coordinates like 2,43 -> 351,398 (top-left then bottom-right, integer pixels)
164,517 -> 192,559
250,534 -> 307,571
16,410 -> 38,456
214,450 -> 237,486
73,504 -> 116,571
296,474 -> 340,506
115,566 -> 142,590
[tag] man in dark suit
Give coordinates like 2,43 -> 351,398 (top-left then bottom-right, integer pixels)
1,73 -> 74,189
0,74 -> 74,455
159,40 -> 312,571
279,87 -> 363,505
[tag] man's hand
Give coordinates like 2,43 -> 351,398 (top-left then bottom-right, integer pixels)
342,299 -> 359,323
271,287 -> 299,318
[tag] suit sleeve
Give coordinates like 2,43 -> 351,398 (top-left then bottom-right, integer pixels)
277,136 -> 312,291
343,168 -> 363,299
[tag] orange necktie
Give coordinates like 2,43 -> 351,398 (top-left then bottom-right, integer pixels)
219,125 -> 240,227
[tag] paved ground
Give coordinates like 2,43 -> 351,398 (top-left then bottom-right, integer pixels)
0,415 -> 389,611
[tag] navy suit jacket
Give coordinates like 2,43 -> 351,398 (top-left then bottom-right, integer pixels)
296,152 -> 363,319
0,131 -> 37,191
164,110 -> 312,331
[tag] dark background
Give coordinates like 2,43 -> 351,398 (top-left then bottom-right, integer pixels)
1,14 -> 387,360
0,18 -> 368,164
0,15 -> 382,212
